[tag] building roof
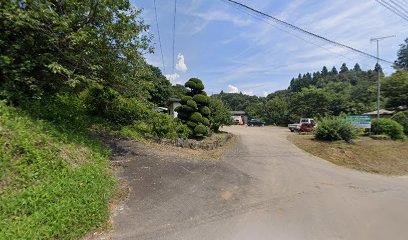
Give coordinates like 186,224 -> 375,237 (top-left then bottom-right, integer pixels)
362,109 -> 395,115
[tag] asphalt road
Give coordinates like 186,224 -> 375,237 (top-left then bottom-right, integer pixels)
111,126 -> 408,240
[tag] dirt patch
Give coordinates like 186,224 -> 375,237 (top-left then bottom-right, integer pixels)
81,133 -> 238,239
288,135 -> 408,176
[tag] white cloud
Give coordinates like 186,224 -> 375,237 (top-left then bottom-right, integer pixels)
227,84 -> 239,93
243,91 -> 254,96
226,84 -> 255,96
175,53 -> 188,72
165,73 -> 181,84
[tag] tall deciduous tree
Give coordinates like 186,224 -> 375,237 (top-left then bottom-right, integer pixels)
0,0 -> 152,99
208,97 -> 232,132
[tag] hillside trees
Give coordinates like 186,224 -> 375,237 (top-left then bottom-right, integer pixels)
0,0 -> 153,100
382,70 -> 408,109
175,78 -> 211,137
212,92 -> 264,112
395,38 -> 408,70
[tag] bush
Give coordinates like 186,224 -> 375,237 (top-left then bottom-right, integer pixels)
315,116 -> 357,142
82,86 -> 152,125
106,96 -> 151,125
208,97 -> 232,132
194,124 -> 207,136
123,112 -> 192,139
82,86 -> 117,116
391,111 -> 408,135
372,118 -> 405,140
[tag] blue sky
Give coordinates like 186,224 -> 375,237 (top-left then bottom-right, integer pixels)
132,0 -> 408,96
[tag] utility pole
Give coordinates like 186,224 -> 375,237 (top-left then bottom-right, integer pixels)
370,35 -> 395,122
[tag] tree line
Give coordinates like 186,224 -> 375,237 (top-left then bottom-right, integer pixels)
214,38 -> 408,126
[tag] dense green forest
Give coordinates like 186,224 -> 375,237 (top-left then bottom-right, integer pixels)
214,39 -> 408,126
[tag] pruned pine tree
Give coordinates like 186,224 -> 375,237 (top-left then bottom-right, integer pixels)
175,78 -> 211,137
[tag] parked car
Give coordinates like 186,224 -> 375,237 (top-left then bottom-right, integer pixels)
247,119 -> 265,127
288,118 -> 315,132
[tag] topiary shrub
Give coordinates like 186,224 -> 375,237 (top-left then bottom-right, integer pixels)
372,118 -> 405,140
181,96 -> 193,104
200,106 -> 211,116
176,78 -> 211,137
190,112 -> 203,122
194,124 -> 207,136
193,94 -> 209,105
315,116 -> 357,142
391,111 -> 408,135
186,100 -> 198,109
187,120 -> 198,128
201,117 -> 210,126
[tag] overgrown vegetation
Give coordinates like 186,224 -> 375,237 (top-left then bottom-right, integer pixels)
315,116 -> 357,142
0,102 -> 115,239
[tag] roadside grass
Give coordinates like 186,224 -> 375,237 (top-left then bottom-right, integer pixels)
0,101 -> 115,239
288,135 -> 408,175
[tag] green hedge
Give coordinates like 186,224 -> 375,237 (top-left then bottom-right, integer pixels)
391,111 -> 408,135
315,116 -> 356,142
372,118 -> 405,140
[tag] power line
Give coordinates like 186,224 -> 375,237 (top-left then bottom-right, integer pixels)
227,2 -> 368,68
388,0 -> 408,16
153,0 -> 166,74
172,0 -> 177,72
376,0 -> 408,22
221,0 -> 394,65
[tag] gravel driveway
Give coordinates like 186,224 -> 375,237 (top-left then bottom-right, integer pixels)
110,126 -> 408,240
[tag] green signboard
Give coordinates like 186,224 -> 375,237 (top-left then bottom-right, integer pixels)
346,115 -> 371,129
